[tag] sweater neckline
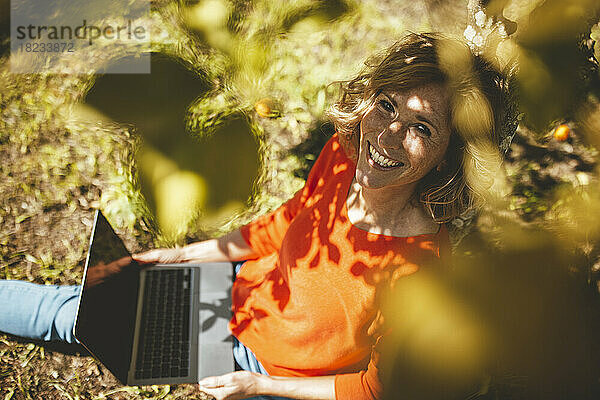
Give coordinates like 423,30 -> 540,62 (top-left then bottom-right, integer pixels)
339,155 -> 443,241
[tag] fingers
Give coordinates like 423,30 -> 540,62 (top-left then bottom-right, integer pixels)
198,376 -> 228,400
198,375 -> 223,388
197,372 -> 258,400
131,250 -> 158,264
132,248 -> 182,264
131,252 -> 150,264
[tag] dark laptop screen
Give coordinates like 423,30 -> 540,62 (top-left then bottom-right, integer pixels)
74,211 -> 140,385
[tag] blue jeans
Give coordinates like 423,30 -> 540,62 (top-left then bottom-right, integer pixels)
0,281 -> 80,343
0,265 -> 290,399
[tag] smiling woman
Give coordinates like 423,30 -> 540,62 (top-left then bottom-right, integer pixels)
0,32 -> 517,400
329,33 -> 517,225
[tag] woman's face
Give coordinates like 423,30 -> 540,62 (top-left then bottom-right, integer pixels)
356,83 -> 452,190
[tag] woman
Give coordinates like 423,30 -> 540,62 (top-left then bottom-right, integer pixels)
0,33 -> 515,400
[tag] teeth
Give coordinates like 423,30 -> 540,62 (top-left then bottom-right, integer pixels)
368,143 -> 401,168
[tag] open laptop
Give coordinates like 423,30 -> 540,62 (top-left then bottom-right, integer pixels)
73,210 -> 234,386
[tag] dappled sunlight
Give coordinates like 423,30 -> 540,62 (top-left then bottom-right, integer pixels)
405,95 -> 432,113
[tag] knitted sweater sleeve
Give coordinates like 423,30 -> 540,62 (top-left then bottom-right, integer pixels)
334,337 -> 384,400
239,136 -> 339,257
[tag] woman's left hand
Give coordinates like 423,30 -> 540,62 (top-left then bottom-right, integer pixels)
198,371 -> 265,400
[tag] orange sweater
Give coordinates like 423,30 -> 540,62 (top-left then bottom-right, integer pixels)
231,134 -> 450,399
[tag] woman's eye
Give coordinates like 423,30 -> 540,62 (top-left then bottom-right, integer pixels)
378,99 -> 394,113
411,123 -> 432,137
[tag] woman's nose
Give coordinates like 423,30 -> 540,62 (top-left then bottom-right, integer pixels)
378,121 -> 404,149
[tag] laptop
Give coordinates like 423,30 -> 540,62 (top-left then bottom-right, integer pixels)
73,210 -> 234,386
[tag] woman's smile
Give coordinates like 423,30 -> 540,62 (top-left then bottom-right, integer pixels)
366,141 -> 404,170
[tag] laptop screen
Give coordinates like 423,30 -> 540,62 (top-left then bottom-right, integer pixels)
74,211 -> 140,385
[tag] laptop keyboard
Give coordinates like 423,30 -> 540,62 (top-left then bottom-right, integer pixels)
134,268 -> 192,379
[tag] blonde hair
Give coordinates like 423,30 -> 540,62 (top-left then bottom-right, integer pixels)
327,33 -> 517,222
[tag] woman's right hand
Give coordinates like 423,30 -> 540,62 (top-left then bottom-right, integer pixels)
132,230 -> 255,265
132,248 -> 185,265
